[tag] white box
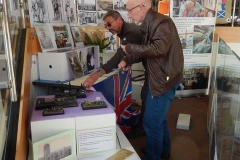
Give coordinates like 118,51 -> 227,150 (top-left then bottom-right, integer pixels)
38,51 -> 72,82
75,92 -> 116,155
31,96 -> 76,143
38,46 -> 99,82
177,114 -> 191,130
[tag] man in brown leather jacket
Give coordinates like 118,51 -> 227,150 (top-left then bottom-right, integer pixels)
120,0 -> 184,159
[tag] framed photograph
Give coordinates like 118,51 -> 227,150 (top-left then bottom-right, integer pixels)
67,51 -> 83,79
35,23 -> 74,52
35,23 -> 55,52
105,31 -> 117,52
70,26 -> 84,47
78,47 -> 100,75
32,130 -> 76,160
78,48 -> 88,75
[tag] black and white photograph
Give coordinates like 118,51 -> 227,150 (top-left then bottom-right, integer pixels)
96,0 -> 113,11
35,23 -> 55,52
28,0 -> 49,27
105,31 -> 117,52
70,26 -> 84,47
193,25 -> 214,54
86,47 -> 95,72
33,130 -> 75,160
52,24 -> 74,49
97,11 -> 107,26
67,51 -> 83,79
62,0 -> 77,23
47,0 -> 64,23
113,0 -> 126,11
78,0 -> 96,11
78,11 -> 98,26
78,49 -> 88,75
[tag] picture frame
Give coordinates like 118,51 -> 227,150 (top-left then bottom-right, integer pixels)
32,129 -> 76,160
35,23 -> 74,52
70,26 -> 84,47
67,51 -> 83,79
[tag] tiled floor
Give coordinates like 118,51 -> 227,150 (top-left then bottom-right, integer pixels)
127,96 -> 209,160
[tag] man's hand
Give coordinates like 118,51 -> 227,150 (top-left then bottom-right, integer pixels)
83,72 -> 99,88
118,60 -> 127,70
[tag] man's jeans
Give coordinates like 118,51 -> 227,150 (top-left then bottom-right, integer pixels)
142,83 -> 179,160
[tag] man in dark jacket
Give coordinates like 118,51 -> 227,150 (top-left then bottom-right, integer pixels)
83,11 -> 147,134
120,0 -> 184,159
83,10 -> 143,89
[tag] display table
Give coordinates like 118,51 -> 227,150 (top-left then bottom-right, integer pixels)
32,68 -> 135,133
31,92 -> 116,154
30,91 -> 140,159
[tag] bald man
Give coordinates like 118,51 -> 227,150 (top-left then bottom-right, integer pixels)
179,0 -> 203,17
120,0 -> 184,159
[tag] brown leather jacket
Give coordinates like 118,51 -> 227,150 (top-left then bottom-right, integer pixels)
124,9 -> 184,97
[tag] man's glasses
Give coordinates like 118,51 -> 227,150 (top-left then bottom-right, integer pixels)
104,19 -> 116,28
127,4 -> 140,13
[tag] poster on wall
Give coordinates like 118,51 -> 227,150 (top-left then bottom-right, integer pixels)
113,0 -> 126,11
47,0 -> 64,23
97,11 -> 107,26
28,0 -> 49,27
78,11 -> 98,26
78,0 -> 96,11
62,0 -> 77,23
96,0 -> 113,11
170,0 -> 217,93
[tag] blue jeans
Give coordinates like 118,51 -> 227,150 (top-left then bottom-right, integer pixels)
142,83 -> 179,160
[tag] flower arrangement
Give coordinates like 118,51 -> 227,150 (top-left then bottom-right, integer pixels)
82,29 -> 112,53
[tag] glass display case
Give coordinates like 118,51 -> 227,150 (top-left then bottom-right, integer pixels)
210,31 -> 240,159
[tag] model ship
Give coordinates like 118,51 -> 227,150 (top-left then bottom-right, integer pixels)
81,100 -> 107,110
35,96 -> 78,110
43,107 -> 64,116
54,83 -> 87,98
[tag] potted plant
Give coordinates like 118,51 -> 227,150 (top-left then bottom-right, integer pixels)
82,29 -> 112,66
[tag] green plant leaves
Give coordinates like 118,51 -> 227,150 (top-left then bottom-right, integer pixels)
83,31 -> 112,53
